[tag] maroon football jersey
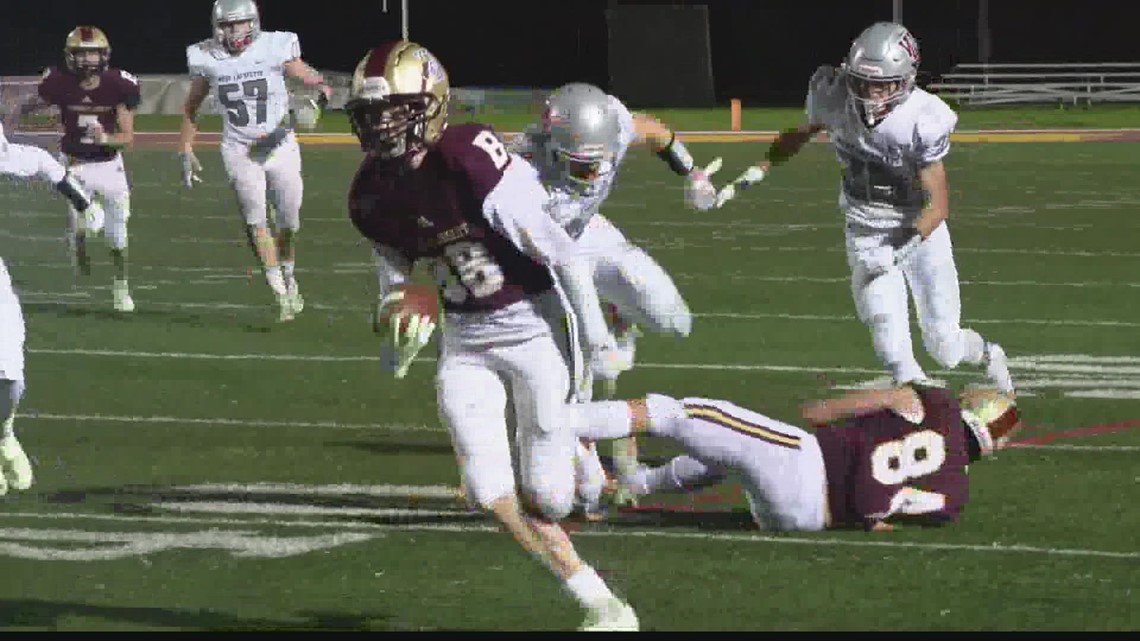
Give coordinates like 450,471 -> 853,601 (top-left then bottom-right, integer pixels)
37,66 -> 141,161
348,123 -> 555,313
815,386 -> 970,528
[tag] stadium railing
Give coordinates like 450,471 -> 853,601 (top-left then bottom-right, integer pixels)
927,62 -> 1140,106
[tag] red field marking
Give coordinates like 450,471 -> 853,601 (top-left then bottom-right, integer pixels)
1006,418 -> 1140,447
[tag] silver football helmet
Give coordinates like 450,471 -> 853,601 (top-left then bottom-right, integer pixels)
212,0 -> 261,53
843,22 -> 920,127
543,83 -> 622,189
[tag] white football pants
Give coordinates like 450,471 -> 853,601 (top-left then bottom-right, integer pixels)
65,154 -> 131,249
435,291 -> 579,521
576,213 -> 691,338
845,220 -> 987,383
221,134 -> 303,231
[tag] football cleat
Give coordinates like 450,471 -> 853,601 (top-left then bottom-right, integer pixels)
277,293 -> 297,322
0,435 -> 34,495
112,279 -> 134,313
282,285 -> 304,318
580,597 -> 639,632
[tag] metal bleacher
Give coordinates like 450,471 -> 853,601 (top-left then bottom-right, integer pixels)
927,62 -> 1140,106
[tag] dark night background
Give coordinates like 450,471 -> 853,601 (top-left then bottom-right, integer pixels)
2,0 -> 1138,106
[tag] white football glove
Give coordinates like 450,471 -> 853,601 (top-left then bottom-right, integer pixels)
291,90 -> 329,130
81,200 -> 106,235
715,165 -> 767,208
178,151 -> 203,189
684,157 -> 723,211
374,291 -> 438,380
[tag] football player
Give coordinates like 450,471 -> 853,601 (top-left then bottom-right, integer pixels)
345,41 -> 637,631
715,22 -> 1015,395
566,382 -> 1020,531
38,26 -> 140,312
0,257 -> 34,496
178,0 -> 331,322
512,83 -> 721,511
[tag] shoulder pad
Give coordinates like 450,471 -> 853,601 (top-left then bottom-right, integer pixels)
437,123 -> 513,204
913,91 -> 959,152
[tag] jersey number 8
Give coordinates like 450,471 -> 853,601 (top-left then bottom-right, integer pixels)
472,130 -> 510,170
439,240 -> 505,304
870,429 -> 947,486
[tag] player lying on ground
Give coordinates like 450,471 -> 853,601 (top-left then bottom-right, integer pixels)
713,21 -> 1016,397
564,382 -> 1020,531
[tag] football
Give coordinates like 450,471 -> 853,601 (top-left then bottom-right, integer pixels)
379,283 -> 440,324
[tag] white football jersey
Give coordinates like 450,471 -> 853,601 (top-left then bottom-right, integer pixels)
512,95 -> 637,238
806,65 -> 958,229
186,32 -> 300,146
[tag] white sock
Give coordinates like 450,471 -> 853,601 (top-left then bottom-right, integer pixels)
575,441 -> 606,508
563,565 -> 615,610
642,456 -> 725,493
264,266 -> 286,296
961,329 -> 987,366
281,260 -> 296,286
1,379 -> 23,439
644,393 -> 686,438
567,401 -> 632,440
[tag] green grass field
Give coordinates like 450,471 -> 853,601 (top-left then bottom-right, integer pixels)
1,135 -> 1138,630
132,103 -> 1140,134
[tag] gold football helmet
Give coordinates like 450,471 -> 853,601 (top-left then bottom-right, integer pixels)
959,387 -> 1021,460
346,41 -> 450,158
64,26 -> 111,77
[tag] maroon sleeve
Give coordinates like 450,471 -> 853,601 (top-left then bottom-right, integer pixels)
436,123 -> 514,206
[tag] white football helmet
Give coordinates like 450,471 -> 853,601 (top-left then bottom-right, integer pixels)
543,83 -> 623,191
212,0 -> 261,53
842,22 -> 920,127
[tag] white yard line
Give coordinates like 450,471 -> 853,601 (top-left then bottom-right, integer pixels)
8,228 -> 1140,258
18,413 -> 1134,451
18,259 -> 1140,288
19,299 -> 1140,328
1,506 -> 1135,560
21,413 -> 437,433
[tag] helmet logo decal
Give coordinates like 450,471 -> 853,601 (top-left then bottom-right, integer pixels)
898,33 -> 920,65
411,48 -> 445,83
